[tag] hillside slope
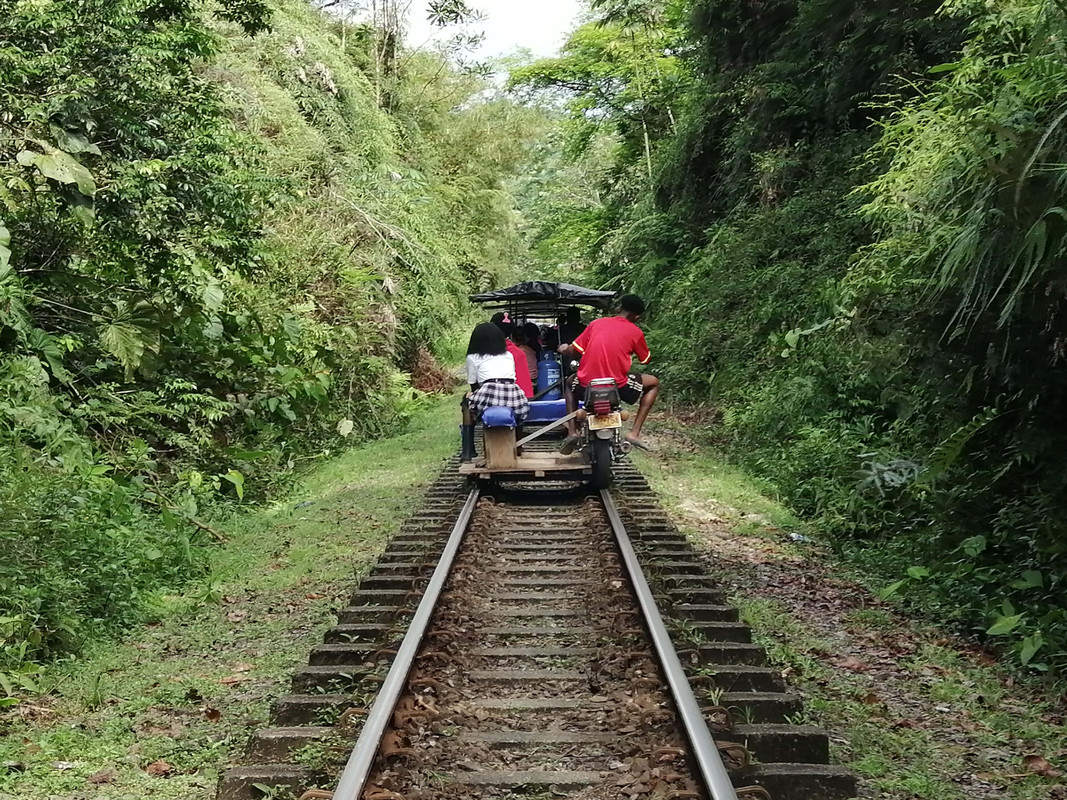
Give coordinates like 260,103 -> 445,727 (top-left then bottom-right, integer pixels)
514,0 -> 1067,669
0,0 -> 541,685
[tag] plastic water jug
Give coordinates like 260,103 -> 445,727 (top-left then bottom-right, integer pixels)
536,353 -> 563,401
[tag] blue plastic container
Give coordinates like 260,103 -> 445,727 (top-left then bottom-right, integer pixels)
536,353 -> 563,401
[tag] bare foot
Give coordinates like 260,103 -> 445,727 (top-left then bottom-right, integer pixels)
625,434 -> 653,452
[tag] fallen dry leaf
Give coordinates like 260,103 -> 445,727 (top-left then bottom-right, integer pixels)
305,592 -> 326,600
145,760 -> 172,777
1023,754 -> 1063,778
88,768 -> 118,785
225,610 -> 247,623
219,675 -> 251,685
231,662 -> 253,673
837,656 -> 870,672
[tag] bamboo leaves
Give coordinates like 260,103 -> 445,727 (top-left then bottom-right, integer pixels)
862,0 -> 1067,335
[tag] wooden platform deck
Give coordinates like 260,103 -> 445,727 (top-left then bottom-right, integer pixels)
458,453 -> 591,480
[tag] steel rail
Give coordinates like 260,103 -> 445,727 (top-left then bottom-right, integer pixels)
601,489 -> 740,800
331,487 -> 481,800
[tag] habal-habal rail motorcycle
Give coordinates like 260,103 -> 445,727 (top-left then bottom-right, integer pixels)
574,376 -> 633,489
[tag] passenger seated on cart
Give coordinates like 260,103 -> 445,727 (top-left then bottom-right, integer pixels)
460,322 -> 531,462
558,306 -> 586,345
511,326 -> 539,386
557,294 -> 659,452
558,308 -> 586,387
523,321 -> 543,358
490,313 -> 534,398
542,326 -> 560,354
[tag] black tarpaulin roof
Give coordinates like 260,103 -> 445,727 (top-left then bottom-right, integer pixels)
470,281 -> 617,315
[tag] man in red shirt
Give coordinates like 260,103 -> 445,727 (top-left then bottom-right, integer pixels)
558,294 -> 659,450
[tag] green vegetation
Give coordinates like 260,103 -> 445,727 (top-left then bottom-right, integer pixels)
5,0 -> 1067,731
0,0 -> 543,693
0,393 -> 458,798
513,0 -> 1067,669
637,425 -> 1064,799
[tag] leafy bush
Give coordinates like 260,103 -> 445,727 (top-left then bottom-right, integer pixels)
0,441 -> 200,666
0,0 -> 544,687
515,0 -> 1067,669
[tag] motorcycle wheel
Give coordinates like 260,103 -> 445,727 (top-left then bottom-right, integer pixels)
591,437 -> 614,490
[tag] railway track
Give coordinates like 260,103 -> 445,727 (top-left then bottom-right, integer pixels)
220,458 -> 857,800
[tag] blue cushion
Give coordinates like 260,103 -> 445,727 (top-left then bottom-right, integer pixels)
526,399 -> 569,424
482,406 -> 517,428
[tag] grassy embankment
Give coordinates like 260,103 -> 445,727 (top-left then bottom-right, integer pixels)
0,395 -> 457,800
635,416 -> 1065,800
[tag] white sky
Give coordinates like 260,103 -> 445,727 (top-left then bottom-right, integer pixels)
406,0 -> 584,60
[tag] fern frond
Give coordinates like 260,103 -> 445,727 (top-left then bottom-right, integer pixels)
921,407 -> 999,484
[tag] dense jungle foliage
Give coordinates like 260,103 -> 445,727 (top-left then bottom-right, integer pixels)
515,0 -> 1067,670
0,0 -> 542,694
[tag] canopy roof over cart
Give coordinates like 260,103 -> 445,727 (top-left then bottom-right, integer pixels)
470,281 -> 616,317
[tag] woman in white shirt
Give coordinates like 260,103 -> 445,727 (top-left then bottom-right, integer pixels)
461,322 -> 530,461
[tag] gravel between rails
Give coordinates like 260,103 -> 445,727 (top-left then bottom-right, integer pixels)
364,495 -> 700,799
